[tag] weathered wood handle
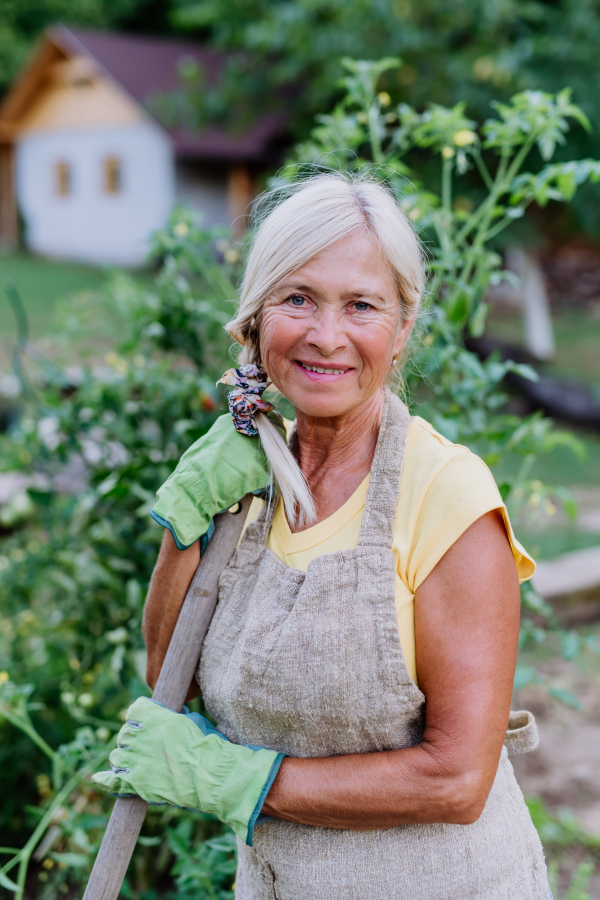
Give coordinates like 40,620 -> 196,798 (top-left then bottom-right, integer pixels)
82,494 -> 253,900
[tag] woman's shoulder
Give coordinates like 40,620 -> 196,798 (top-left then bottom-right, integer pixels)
403,415 -> 485,488
397,415 -> 534,591
402,414 -> 502,513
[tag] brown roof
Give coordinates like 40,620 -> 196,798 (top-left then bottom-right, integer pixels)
20,25 -> 288,163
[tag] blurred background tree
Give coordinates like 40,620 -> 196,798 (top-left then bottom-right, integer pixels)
0,0 -> 173,92
166,0 -> 600,234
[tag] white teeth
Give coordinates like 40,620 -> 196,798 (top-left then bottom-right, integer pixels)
301,363 -> 347,375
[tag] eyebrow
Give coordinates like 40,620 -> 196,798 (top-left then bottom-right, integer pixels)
276,282 -> 388,304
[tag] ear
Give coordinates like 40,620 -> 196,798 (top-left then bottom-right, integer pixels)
393,314 -> 416,358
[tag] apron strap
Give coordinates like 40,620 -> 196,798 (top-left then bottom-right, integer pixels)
358,387 -> 411,549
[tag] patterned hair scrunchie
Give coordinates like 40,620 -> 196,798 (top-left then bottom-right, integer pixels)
217,364 -> 275,437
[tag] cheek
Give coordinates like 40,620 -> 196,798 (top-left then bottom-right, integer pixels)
352,320 -> 400,373
259,310 -> 302,367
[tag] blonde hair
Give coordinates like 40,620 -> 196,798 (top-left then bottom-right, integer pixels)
226,172 -> 424,528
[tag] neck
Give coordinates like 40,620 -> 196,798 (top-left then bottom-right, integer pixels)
294,389 -> 384,499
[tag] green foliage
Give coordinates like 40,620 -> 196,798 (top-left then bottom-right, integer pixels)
286,61 -> 593,523
167,822 -> 236,899
284,60 -> 600,683
0,677 -> 236,899
0,208 -> 239,896
1,65 -> 600,897
0,0 -> 175,92
526,797 -> 599,899
166,0 -> 600,232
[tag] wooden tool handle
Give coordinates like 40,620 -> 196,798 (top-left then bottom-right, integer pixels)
82,494 -> 254,900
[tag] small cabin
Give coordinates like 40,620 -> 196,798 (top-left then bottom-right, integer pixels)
0,27 -> 287,266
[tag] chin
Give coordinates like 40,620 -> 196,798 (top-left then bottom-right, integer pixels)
288,391 -> 358,420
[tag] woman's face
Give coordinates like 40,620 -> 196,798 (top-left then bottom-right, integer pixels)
260,231 -> 413,420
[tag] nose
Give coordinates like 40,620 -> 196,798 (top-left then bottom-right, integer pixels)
305,307 -> 348,357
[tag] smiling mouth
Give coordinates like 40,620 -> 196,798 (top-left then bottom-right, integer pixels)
297,361 -> 351,375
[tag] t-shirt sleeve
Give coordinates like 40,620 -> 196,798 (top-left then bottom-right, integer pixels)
403,450 -> 535,593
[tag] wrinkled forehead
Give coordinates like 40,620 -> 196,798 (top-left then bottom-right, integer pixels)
269,231 -> 399,301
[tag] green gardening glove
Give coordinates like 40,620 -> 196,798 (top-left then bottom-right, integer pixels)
92,697 -> 285,846
151,410 -> 285,550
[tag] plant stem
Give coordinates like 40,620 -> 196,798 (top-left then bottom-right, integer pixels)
473,151 -> 494,191
455,149 -> 510,246
368,104 -> 384,164
0,751 -> 106,900
0,709 -> 55,761
442,157 -> 453,211
453,136 -> 536,312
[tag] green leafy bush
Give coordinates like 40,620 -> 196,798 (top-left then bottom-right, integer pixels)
1,63 -> 599,896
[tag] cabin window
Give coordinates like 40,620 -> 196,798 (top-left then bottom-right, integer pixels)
55,161 -> 71,196
103,157 -> 122,194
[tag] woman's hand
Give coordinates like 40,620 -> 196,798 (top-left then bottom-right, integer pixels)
262,509 -> 521,828
151,412 -> 283,550
92,697 -> 284,846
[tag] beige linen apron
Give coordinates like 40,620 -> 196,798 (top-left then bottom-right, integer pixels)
199,389 -> 548,900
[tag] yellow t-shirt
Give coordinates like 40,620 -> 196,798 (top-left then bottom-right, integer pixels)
243,415 -> 535,686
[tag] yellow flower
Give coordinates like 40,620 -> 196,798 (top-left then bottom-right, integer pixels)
441,146 -> 455,159
0,671 -> 9,685
173,222 -> 189,237
356,111 -> 367,124
224,248 -> 239,264
453,129 -> 477,147
37,773 -> 51,798
105,352 -> 128,375
377,91 -> 391,107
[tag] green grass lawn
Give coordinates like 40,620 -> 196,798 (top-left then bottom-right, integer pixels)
0,252 -> 111,346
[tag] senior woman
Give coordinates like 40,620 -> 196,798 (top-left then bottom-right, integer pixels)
93,175 -> 550,899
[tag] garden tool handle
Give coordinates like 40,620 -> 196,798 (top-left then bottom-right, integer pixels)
82,493 -> 254,900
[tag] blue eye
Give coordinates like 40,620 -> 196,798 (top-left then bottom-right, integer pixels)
354,301 -> 371,311
289,295 -> 305,307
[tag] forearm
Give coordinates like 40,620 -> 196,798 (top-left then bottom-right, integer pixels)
142,531 -> 200,692
262,738 -> 490,830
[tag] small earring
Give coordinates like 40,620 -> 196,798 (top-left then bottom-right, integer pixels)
391,356 -> 398,367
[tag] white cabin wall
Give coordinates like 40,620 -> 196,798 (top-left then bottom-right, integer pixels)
16,122 -> 174,266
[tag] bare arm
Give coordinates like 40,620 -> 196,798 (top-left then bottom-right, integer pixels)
262,509 -> 520,828
142,530 -> 200,700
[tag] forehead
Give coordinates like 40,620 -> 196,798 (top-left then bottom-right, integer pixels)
284,232 -> 396,296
